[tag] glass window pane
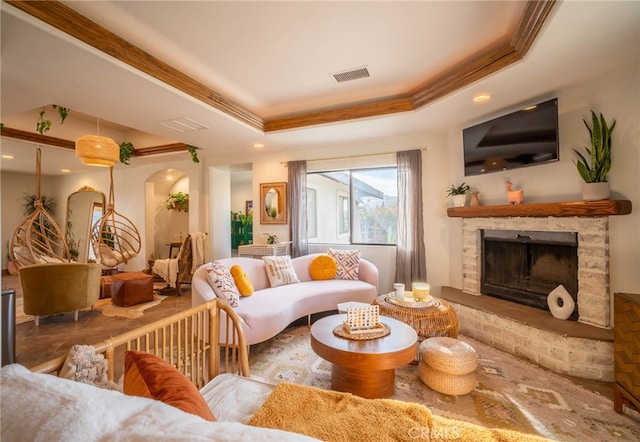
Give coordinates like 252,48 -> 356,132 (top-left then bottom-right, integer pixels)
351,168 -> 397,244
307,168 -> 397,246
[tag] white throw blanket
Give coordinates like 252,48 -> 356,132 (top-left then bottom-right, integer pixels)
152,257 -> 178,287
0,364 -> 318,442
191,232 -> 209,272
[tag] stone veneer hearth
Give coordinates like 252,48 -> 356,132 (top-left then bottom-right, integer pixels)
443,201 -> 632,382
462,216 -> 610,328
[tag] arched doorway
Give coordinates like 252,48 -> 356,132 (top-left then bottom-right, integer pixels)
145,169 -> 189,261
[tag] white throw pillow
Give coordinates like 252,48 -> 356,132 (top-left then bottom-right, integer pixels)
59,344 -> 120,391
206,261 -> 240,307
328,248 -> 361,280
262,255 -> 300,287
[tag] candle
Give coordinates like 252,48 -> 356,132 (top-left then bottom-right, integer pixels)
412,282 -> 430,301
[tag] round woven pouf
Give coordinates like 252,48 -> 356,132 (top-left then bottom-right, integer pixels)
418,361 -> 476,396
419,337 -> 478,375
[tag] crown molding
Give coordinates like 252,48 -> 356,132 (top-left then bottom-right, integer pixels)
5,0 -> 557,132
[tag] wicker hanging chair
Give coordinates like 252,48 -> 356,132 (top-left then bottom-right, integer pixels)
90,166 -> 141,267
10,148 -> 71,266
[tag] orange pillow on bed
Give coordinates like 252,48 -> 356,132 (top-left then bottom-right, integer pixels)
309,254 -> 338,280
230,264 -> 254,296
123,350 -> 216,421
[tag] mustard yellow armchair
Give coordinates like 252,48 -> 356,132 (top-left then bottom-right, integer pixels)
18,263 -> 102,326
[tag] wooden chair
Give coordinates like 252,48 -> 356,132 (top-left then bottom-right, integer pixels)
153,232 -> 208,295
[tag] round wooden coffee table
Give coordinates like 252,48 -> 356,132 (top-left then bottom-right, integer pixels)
310,314 -> 418,399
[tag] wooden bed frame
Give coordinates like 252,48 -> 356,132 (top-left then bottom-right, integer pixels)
30,300 -> 249,388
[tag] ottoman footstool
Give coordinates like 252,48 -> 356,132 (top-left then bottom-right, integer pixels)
418,337 -> 478,396
111,272 -> 154,307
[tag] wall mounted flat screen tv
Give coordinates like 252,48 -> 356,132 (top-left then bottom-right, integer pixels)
463,98 -> 559,176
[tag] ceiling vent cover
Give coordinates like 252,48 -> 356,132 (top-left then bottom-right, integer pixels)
332,67 -> 370,83
159,117 -> 208,133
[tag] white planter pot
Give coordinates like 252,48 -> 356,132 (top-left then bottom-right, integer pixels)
452,194 -> 467,207
581,182 -> 610,201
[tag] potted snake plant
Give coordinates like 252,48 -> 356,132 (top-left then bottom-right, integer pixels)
573,111 -> 616,201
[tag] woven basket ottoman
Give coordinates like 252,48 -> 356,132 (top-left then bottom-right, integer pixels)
418,337 -> 478,395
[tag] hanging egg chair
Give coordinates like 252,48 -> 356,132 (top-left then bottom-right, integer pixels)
90,166 -> 141,267
10,148 -> 71,266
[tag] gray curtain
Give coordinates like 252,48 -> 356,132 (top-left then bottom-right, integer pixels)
287,160 -> 308,257
396,149 -> 426,286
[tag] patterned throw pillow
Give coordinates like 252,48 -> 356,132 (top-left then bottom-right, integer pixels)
328,248 -> 361,280
262,255 -> 300,287
206,261 -> 240,307
230,265 -> 254,296
309,254 -> 338,280
58,344 -> 120,391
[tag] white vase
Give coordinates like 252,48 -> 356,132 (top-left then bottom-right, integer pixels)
581,182 -> 610,201
452,194 -> 467,207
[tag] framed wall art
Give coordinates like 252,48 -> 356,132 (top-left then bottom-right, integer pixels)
260,182 -> 287,224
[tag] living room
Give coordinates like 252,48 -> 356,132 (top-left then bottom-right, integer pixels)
1,1 -> 639,440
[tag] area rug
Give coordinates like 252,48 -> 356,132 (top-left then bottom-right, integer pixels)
93,295 -> 167,319
248,325 -> 640,442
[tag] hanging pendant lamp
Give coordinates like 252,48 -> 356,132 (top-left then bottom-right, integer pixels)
75,118 -> 120,167
75,135 -> 120,167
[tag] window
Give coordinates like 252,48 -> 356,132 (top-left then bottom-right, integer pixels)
307,167 -> 397,245
307,188 -> 317,238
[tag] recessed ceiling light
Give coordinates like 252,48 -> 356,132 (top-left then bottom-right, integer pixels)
253,143 -> 264,148
2,154 -> 15,159
473,93 -> 491,103
61,168 -> 71,173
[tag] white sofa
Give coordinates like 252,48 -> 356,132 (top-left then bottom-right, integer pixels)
192,253 -> 379,345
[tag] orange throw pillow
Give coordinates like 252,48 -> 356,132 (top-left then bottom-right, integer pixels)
123,350 -> 216,421
230,265 -> 254,296
309,254 -> 338,280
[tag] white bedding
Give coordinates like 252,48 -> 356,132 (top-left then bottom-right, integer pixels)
201,373 -> 275,424
1,364 -> 318,442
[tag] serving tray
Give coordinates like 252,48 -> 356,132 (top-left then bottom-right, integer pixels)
386,291 -> 435,308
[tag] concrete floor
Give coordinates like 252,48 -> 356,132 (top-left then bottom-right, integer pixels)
2,272 -> 193,369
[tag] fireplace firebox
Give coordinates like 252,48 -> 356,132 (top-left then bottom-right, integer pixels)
481,229 -> 578,320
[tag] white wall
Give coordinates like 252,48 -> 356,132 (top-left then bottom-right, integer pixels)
3,62 -> 636,303
445,61 -> 640,299
230,180 -> 252,216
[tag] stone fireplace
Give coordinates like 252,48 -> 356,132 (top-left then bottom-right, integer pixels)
464,217 -> 609,327
442,200 -> 631,381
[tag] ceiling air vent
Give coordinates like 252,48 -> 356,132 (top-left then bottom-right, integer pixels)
332,66 -> 370,83
159,117 -> 209,133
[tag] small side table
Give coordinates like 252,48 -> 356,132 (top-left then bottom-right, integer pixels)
374,294 -> 459,342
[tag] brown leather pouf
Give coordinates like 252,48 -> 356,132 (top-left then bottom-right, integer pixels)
111,272 -> 154,307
